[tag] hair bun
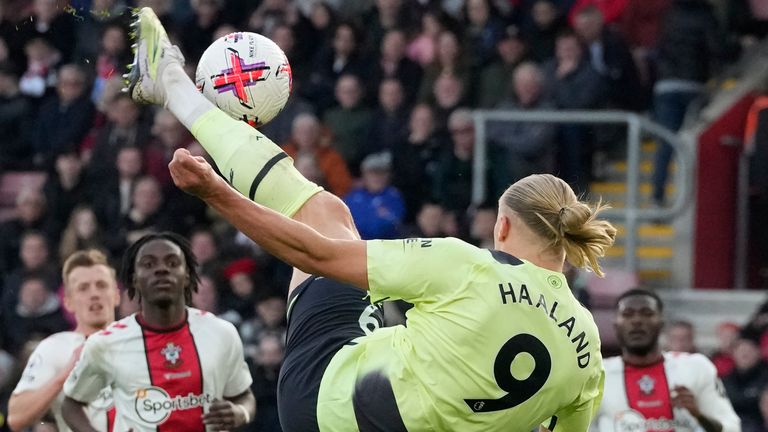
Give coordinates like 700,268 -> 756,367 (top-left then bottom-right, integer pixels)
559,203 -> 591,235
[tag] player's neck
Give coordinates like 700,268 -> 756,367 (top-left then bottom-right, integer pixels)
139,303 -> 187,330
500,241 -> 565,273
622,348 -> 664,367
74,322 -> 109,337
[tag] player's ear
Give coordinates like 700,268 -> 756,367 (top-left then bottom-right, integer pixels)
495,214 -> 511,243
62,287 -> 75,314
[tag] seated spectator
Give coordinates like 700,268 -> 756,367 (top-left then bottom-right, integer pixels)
0,62 -> 34,170
73,1 -> 131,64
367,78 -> 409,155
1,231 -> 59,315
190,228 -> 222,275
302,21 -> 369,113
220,257 -> 260,321
417,30 -> 473,107
281,113 -> 352,197
2,273 -> 69,354
119,176 -> 171,246
344,152 -> 406,240
90,22 -> 130,104
370,29 -> 423,104
247,332 -> 284,432
43,151 -> 90,239
293,153 -> 327,188
430,72 -> 468,130
30,64 -> 95,170
92,146 -> 144,233
323,74 -> 374,174
15,0 -> 76,62
463,0 -> 506,68
487,62 -> 556,193
259,94 -> 315,146
57,206 -> 109,263
180,0 -> 225,61
18,37 -> 59,100
240,292 -> 287,355
469,205 -> 497,249
145,109 -> 194,189
724,333 -> 768,431
433,108 -> 480,213
568,0 -> 629,25
86,92 -> 148,179
192,273 -> 242,325
0,189 -> 50,275
477,25 -> 530,109
406,9 -> 446,67
543,30 -> 605,193
392,104 -> 448,222
522,0 -> 566,62
663,320 -> 698,353
711,322 -> 740,377
362,0 -> 418,52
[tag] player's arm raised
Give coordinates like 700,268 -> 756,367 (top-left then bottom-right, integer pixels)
169,149 -> 369,289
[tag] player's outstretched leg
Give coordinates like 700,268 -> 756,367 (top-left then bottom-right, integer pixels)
126,7 -> 321,217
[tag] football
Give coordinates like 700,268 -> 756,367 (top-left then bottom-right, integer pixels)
195,32 -> 292,127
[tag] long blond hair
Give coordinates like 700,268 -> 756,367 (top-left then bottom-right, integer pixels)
501,174 -> 617,276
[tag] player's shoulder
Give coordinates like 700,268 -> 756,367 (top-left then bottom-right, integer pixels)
88,315 -> 139,345
188,307 -> 240,337
602,355 -> 625,373
664,351 -> 716,371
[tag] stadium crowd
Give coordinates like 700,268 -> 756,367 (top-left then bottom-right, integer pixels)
0,0 -> 767,430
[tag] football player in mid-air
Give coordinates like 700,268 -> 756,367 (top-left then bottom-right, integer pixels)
127,7 -> 616,431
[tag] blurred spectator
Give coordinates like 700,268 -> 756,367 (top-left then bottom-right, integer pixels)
362,0 -> 418,52
433,108 -> 479,213
145,109 -> 194,189
18,37 -> 59,99
241,293 -> 287,353
568,0 -> 629,25
463,0 -> 506,68
15,0 -> 76,63
392,103 -> 447,221
190,228 -> 222,275
247,332 -> 284,432
477,25 -> 529,109
1,231 -> 59,312
1,274 -> 68,355
281,113 -> 352,197
651,0 -> 724,207
0,62 -> 34,170
247,0 -> 300,37
405,202 -> 447,237
294,152 -> 327,187
192,273 -> 220,314
58,206 -> 108,263
487,62 -> 556,194
90,22 -> 130,104
724,334 -> 768,432
270,23 -> 309,91
301,2 -> 337,57
367,78 -> 409,155
711,322 -> 740,377
92,146 -> 144,232
663,320 -> 698,353
431,72 -> 468,130
323,74 -> 374,173
86,92 -> 148,178
344,152 -> 406,239
43,151 -> 89,239
220,257 -> 260,321
522,0 -> 566,62
761,388 -> 768,432
469,205 -> 496,248
120,176 -> 171,246
619,0 -> 670,85
573,5 -> 644,111
727,0 -> 768,51
180,0 -> 225,61
406,9 -> 447,67
74,0 -> 130,64
417,30 -> 472,107
117,288 -> 140,320
259,94 -> 315,146
370,29 -> 423,104
303,21 -> 368,112
544,30 -> 605,193
30,64 -> 95,170
0,189 -> 50,275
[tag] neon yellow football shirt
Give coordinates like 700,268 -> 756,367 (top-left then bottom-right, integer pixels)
317,237 -> 604,431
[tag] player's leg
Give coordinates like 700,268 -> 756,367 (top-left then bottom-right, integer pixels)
126,8 -> 359,293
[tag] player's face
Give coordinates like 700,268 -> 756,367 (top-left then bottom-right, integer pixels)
134,239 -> 190,308
65,265 -> 119,329
615,295 -> 663,355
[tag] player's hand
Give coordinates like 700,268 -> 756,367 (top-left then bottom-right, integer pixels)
169,148 -> 221,200
202,400 -> 248,431
671,385 -> 701,417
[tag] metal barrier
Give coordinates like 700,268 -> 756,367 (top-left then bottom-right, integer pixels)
471,110 -> 694,273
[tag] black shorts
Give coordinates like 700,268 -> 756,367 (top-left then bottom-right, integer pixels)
277,276 -> 384,432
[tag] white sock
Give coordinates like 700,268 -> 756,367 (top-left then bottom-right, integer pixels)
161,64 -> 214,130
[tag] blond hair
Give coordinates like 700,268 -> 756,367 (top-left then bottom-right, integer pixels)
62,249 -> 115,287
501,174 -> 616,276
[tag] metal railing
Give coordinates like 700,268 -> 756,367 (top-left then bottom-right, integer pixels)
472,110 -> 694,273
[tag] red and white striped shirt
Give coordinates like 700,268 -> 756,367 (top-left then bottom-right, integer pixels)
64,308 -> 252,432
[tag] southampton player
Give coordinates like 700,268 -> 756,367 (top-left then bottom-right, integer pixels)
593,289 -> 740,432
128,7 -> 616,430
8,250 -> 119,432
62,233 -> 256,432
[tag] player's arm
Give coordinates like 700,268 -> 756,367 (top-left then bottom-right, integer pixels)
673,355 -> 741,432
61,397 -> 99,432
170,149 -> 369,289
7,342 -> 82,430
204,389 -> 257,431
